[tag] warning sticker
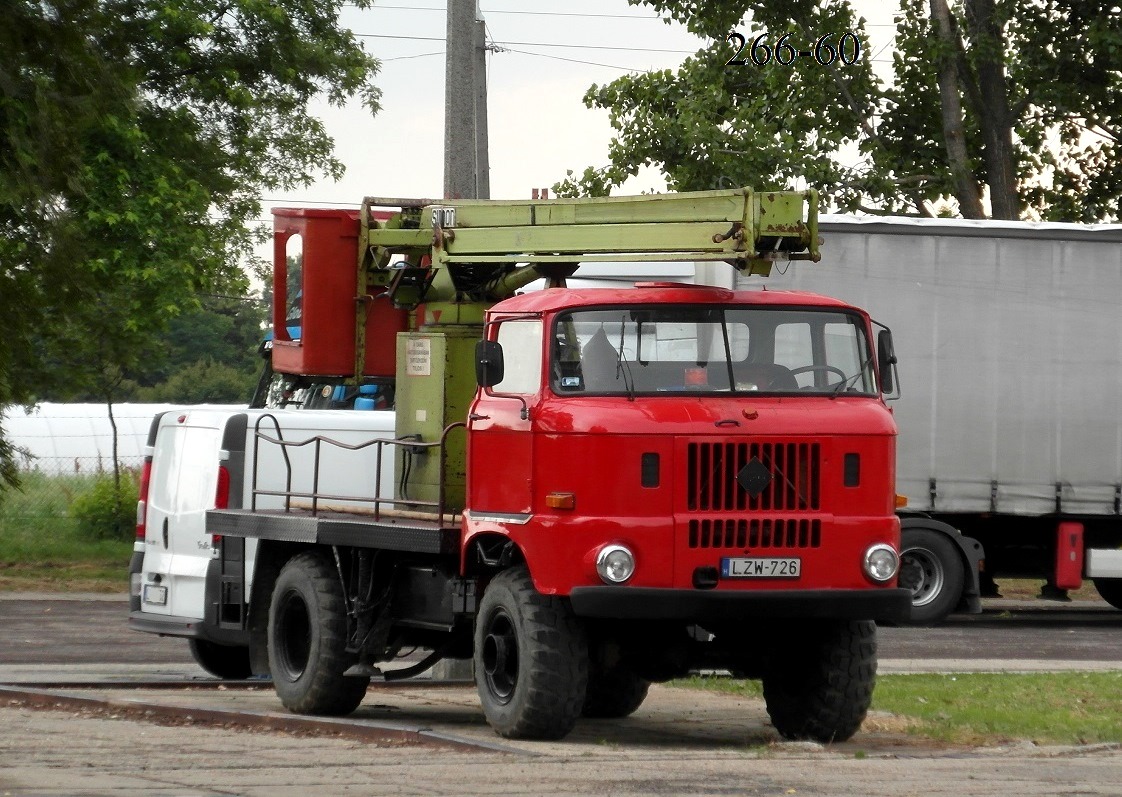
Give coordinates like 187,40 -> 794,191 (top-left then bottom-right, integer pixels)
406,338 -> 431,376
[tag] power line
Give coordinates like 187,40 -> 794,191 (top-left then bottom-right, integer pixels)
502,48 -> 648,73
493,38 -> 694,54
354,31 -> 694,54
383,50 -> 444,61
353,3 -> 662,19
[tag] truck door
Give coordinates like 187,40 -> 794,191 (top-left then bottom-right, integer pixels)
467,319 -> 541,514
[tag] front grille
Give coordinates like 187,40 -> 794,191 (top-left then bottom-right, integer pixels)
688,518 -> 822,549
687,441 -> 820,512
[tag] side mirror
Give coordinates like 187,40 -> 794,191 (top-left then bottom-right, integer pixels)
475,340 -> 504,388
877,328 -> 898,395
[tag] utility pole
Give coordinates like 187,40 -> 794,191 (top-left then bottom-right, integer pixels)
444,0 -> 488,199
472,12 -> 490,199
435,1 -> 487,682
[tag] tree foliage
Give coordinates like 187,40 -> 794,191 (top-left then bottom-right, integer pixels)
558,0 -> 1121,222
0,0 -> 380,487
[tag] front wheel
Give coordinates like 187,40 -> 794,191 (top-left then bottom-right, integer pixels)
1093,577 -> 1122,610
762,619 -> 877,743
899,528 -> 965,624
268,551 -> 370,716
188,639 -> 252,680
474,567 -> 588,739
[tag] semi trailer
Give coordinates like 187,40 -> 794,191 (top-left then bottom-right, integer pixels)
725,214 -> 1122,622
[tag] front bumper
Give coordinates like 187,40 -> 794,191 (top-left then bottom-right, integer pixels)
569,586 -> 911,624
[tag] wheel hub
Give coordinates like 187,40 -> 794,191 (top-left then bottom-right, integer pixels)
900,549 -> 944,607
481,610 -> 518,703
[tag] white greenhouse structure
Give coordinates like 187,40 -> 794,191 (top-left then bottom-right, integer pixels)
2,403 -> 242,475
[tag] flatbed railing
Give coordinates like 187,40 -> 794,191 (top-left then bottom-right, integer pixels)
249,414 -> 465,525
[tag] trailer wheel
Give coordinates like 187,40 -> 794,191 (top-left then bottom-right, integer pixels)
188,639 -> 252,680
899,528 -> 965,624
1092,578 -> 1122,610
268,552 -> 369,716
582,663 -> 650,719
474,566 -> 588,739
762,619 -> 877,743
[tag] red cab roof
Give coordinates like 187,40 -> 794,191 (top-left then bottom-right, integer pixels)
489,282 -> 855,315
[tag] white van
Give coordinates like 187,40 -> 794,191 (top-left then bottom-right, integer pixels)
128,407 -> 397,677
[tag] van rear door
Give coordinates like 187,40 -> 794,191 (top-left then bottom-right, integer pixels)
139,410 -> 230,619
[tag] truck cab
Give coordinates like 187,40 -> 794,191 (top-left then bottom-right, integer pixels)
467,283 -> 904,612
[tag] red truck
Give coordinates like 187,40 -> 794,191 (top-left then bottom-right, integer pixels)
134,188 -> 909,742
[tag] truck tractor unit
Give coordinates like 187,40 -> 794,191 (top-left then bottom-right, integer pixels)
131,188 -> 909,742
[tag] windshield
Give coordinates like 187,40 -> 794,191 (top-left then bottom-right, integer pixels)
551,306 -> 876,396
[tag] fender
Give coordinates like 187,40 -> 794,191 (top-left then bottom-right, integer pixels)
899,514 -> 984,614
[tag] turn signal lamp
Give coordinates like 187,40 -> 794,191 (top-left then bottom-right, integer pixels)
895,494 -> 909,509
546,492 -> 576,510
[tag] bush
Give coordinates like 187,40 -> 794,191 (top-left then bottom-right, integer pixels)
69,473 -> 138,541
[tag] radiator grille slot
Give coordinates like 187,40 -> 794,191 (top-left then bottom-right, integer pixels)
687,442 -> 821,512
688,518 -> 822,549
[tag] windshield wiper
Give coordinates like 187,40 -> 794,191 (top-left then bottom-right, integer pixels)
616,316 -> 636,401
831,356 -> 874,398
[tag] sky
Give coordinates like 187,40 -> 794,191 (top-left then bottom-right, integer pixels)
263,0 -> 900,217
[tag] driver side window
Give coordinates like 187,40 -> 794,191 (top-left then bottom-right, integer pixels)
494,320 -> 543,395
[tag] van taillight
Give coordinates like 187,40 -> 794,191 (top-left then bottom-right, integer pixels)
211,465 -> 231,546
215,465 -> 231,509
135,457 -> 153,541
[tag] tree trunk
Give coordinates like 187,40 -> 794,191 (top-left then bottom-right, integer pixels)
964,0 -> 1020,219
106,394 -> 123,537
930,0 -> 987,219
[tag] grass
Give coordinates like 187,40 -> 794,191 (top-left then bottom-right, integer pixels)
0,471 -> 133,592
677,671 -> 1122,746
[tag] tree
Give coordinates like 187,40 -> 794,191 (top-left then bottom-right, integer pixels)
558,0 -> 1121,222
0,0 -> 381,489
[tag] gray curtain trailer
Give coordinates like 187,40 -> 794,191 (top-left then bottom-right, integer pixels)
710,214 -> 1122,622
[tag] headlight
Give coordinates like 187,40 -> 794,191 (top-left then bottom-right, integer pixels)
596,544 -> 635,584
864,544 -> 899,583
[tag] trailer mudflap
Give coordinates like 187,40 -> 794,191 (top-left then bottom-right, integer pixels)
1055,521 -> 1085,590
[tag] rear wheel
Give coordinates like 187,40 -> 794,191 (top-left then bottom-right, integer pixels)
268,551 -> 369,716
899,528 -> 965,624
474,567 -> 588,739
762,619 -> 877,743
188,639 -> 252,680
1092,578 -> 1122,610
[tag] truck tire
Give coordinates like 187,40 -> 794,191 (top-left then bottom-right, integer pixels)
188,639 -> 252,680
474,566 -> 588,739
762,619 -> 876,743
582,664 -> 650,719
899,528 -> 965,625
268,552 -> 369,716
1092,578 -> 1122,610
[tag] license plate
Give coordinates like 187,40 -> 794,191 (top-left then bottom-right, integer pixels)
721,557 -> 801,579
143,584 -> 168,605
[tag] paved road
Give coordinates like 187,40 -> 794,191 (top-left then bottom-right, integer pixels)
3,592 -> 1121,669
2,593 -> 1122,796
